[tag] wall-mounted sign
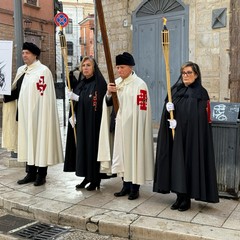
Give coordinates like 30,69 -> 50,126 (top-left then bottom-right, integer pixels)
0,40 -> 13,95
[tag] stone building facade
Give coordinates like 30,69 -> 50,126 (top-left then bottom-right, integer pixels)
96,0 -> 233,108
79,14 -> 94,57
55,0 -> 94,80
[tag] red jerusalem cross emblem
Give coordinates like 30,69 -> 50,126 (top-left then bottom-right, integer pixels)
137,89 -> 147,110
92,91 -> 97,111
36,76 -> 47,96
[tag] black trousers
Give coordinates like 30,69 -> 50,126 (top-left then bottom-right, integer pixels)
26,164 -> 48,177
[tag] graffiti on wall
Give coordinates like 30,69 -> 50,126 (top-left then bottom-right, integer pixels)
211,103 -> 240,123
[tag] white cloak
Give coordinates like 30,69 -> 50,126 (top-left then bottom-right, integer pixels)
2,61 -> 63,166
98,72 -> 154,185
2,66 -> 25,152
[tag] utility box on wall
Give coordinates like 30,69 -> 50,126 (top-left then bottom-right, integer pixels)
211,102 -> 240,198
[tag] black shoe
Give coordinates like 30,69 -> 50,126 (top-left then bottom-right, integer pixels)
17,174 -> 36,185
34,175 -> 46,186
114,187 -> 131,197
86,181 -> 100,191
128,191 -> 139,200
170,195 -> 184,210
178,198 -> 191,211
76,178 -> 90,189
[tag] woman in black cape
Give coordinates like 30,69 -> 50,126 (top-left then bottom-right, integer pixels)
64,56 -> 109,190
153,61 -> 219,211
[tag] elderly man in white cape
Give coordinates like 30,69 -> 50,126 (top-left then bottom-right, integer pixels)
97,52 -> 154,200
2,42 -> 63,186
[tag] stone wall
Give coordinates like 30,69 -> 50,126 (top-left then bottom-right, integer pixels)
96,0 -> 141,78
98,0 -> 231,102
185,0 -> 230,101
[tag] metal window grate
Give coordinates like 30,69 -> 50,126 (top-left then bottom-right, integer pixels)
12,222 -> 69,239
26,0 -> 37,6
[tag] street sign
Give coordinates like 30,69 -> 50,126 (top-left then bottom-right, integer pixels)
54,12 -> 69,27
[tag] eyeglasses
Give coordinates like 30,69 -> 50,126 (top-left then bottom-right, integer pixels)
181,71 -> 193,76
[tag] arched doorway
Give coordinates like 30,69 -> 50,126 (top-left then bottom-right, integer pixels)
133,0 -> 189,123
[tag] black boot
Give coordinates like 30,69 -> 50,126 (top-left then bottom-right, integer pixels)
76,178 -> 90,189
33,167 -> 47,186
178,195 -> 191,211
34,174 -> 46,186
128,184 -> 140,200
86,180 -> 100,191
17,173 -> 36,185
114,187 -> 130,197
114,181 -> 131,197
171,194 -> 184,210
128,191 -> 139,200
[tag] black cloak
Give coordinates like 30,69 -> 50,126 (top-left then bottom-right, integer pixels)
64,60 -> 107,182
153,77 -> 219,203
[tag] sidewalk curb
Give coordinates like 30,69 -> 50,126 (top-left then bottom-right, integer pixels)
1,190 -> 240,240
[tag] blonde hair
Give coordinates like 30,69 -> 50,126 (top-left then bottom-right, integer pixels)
80,56 -> 95,72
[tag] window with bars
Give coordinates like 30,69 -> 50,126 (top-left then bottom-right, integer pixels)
26,0 -> 38,6
65,19 -> 73,34
67,41 -> 73,56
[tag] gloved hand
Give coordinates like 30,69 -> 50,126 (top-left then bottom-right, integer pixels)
168,119 -> 177,129
67,91 -> 79,101
166,102 -> 174,112
69,115 -> 76,128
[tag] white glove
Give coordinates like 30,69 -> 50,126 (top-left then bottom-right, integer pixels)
69,115 -> 76,128
166,102 -> 174,112
168,119 -> 177,129
67,91 -> 79,101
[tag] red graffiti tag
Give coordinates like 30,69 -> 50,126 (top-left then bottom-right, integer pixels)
36,76 -> 47,96
137,89 -> 147,110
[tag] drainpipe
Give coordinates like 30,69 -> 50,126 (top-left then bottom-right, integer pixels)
13,0 -> 24,68
11,0 -> 24,158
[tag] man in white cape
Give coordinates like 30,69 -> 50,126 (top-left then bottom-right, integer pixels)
98,52 -> 154,200
3,42 -> 63,186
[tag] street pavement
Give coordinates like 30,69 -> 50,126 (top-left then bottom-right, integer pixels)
0,100 -> 240,240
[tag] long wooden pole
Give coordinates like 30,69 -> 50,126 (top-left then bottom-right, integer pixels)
59,27 -> 77,144
162,18 -> 175,138
95,0 -> 119,113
